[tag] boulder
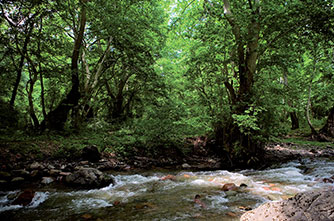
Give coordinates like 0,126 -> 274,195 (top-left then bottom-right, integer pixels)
82,145 -> 101,162
241,188 -> 334,221
64,168 -> 113,188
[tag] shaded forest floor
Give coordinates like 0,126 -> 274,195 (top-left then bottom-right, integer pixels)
1,132 -> 333,172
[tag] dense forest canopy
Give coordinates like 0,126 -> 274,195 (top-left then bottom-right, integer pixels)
1,0 -> 334,165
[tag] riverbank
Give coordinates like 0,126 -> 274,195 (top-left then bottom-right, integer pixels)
0,136 -> 333,192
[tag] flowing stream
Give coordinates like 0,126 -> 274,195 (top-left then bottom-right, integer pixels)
1,158 -> 334,220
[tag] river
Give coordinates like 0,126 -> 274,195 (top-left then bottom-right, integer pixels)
1,158 -> 334,220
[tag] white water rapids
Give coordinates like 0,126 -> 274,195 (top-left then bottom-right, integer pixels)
1,158 -> 334,220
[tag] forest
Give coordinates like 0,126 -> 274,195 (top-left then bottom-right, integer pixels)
1,0 -> 333,163
1,0 -> 334,220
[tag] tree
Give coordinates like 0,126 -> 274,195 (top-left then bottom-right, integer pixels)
42,0 -> 87,130
170,0 -> 334,164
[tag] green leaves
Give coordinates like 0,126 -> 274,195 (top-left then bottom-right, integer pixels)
232,105 -> 264,134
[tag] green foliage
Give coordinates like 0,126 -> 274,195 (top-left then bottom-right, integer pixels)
232,105 -> 264,135
1,0 -> 334,161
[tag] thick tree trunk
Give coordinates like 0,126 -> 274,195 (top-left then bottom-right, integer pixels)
290,112 -> 299,130
42,1 -> 87,131
320,106 -> 334,138
216,0 -> 262,167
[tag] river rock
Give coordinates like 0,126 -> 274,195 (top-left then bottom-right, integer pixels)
49,169 -> 61,176
82,145 -> 101,162
0,171 -> 11,180
12,169 -> 30,177
182,163 -> 191,169
222,183 -> 238,191
64,168 -> 113,188
41,177 -> 54,185
30,170 -> 40,178
240,188 -> 334,221
11,177 -> 25,183
30,162 -> 43,170
0,180 -> 8,187
12,189 -> 35,206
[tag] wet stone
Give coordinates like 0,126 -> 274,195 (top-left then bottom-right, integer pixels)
41,177 -> 54,185
12,169 -> 30,177
0,171 -> 11,179
11,177 -> 25,183
49,169 -> 61,176
30,162 -> 43,170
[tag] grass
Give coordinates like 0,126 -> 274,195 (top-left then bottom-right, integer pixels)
0,128 -> 114,160
270,124 -> 334,148
278,137 -> 334,148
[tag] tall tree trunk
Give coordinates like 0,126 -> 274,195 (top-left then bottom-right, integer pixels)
283,68 -> 299,129
26,75 -> 39,128
320,106 -> 334,139
306,81 -> 317,135
290,112 -> 299,130
9,20 -> 34,108
42,0 -> 87,131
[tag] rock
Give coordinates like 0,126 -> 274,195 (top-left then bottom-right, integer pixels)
82,214 -> 92,219
47,164 -> 55,170
80,161 -> 89,165
12,189 -> 35,206
30,162 -> 43,170
97,161 -> 116,171
0,171 -> 11,179
222,183 -> 238,191
41,177 -> 54,185
240,183 -> 248,188
241,189 -> 334,221
322,177 -> 334,183
49,169 -> 61,176
182,163 -> 191,169
11,177 -> 25,183
226,212 -> 237,217
82,145 -> 101,162
65,168 -> 113,188
160,175 -> 176,181
0,180 -> 8,186
30,170 -> 39,178
59,171 -> 71,176
113,200 -> 121,206
12,169 -> 30,177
